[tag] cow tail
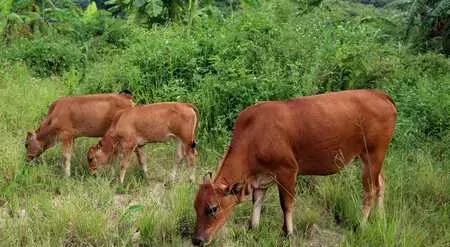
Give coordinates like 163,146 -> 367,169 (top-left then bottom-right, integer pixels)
384,94 -> 396,108
383,93 -> 397,119
188,104 -> 200,149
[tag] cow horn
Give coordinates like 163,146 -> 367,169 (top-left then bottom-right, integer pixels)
203,172 -> 212,184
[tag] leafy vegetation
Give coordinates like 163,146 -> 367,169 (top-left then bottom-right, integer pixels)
0,0 -> 449,246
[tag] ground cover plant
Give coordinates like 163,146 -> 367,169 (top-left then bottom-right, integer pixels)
0,0 -> 449,246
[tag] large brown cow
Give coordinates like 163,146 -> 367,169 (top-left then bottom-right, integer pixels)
26,93 -> 134,177
192,89 -> 397,245
87,102 -> 199,184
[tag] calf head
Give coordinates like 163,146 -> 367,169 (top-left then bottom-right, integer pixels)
192,173 -> 246,246
25,132 -> 43,162
87,142 -> 109,175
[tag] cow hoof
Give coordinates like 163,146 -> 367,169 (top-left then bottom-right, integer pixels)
248,223 -> 257,230
282,230 -> 294,238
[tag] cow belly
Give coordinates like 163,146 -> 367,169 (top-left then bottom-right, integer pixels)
77,126 -> 107,137
297,151 -> 357,176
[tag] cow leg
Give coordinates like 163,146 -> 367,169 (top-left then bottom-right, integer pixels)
171,140 -> 185,180
176,121 -> 198,181
61,136 -> 74,177
277,171 -> 297,236
377,171 -> 385,217
175,140 -> 185,167
250,188 -> 268,229
184,143 -> 197,168
135,146 -> 149,179
184,143 -> 197,182
119,147 -> 134,184
360,148 -> 386,224
179,113 -> 198,169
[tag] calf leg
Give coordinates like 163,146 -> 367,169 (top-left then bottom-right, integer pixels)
184,143 -> 197,168
171,141 -> 185,180
177,122 -> 198,181
182,142 -> 197,181
186,143 -> 197,181
175,141 -> 185,167
61,137 -> 74,177
250,188 -> 268,229
119,147 -> 135,184
135,146 -> 149,179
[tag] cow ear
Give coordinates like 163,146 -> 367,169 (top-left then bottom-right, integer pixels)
27,132 -> 32,137
203,172 -> 212,184
225,183 -> 243,196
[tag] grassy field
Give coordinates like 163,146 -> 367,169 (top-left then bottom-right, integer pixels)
0,0 -> 449,246
0,62 -> 449,247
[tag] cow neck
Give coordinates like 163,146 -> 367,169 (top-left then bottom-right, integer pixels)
35,123 -> 56,149
100,132 -> 116,156
213,153 -> 248,189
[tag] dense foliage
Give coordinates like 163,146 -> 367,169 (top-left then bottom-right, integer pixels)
1,0 -> 448,142
0,0 -> 448,246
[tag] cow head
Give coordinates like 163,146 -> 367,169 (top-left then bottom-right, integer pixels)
192,173 -> 246,246
25,132 -> 43,162
87,142 -> 109,175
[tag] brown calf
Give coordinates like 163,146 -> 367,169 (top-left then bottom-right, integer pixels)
192,89 -> 397,245
87,102 -> 199,184
25,93 -> 134,176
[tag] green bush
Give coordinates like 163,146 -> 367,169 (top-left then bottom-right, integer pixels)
78,0 -> 450,145
2,36 -> 83,77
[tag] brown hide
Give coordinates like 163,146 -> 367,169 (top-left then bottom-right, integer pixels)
193,89 -> 397,245
87,102 -> 199,183
25,93 -> 134,176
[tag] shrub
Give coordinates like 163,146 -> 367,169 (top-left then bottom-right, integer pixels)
2,36 -> 83,77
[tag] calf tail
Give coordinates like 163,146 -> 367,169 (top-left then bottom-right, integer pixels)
188,103 -> 200,151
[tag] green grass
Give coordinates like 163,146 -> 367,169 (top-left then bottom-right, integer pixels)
0,64 -> 448,246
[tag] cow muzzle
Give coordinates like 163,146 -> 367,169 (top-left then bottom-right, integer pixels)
192,233 -> 211,246
88,168 -> 97,176
26,154 -> 42,164
192,236 -> 205,246
26,155 -> 34,162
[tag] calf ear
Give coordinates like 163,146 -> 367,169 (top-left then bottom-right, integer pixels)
27,131 -> 32,137
203,172 -> 212,184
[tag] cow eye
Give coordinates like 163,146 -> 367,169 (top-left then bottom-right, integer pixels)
206,204 -> 218,217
